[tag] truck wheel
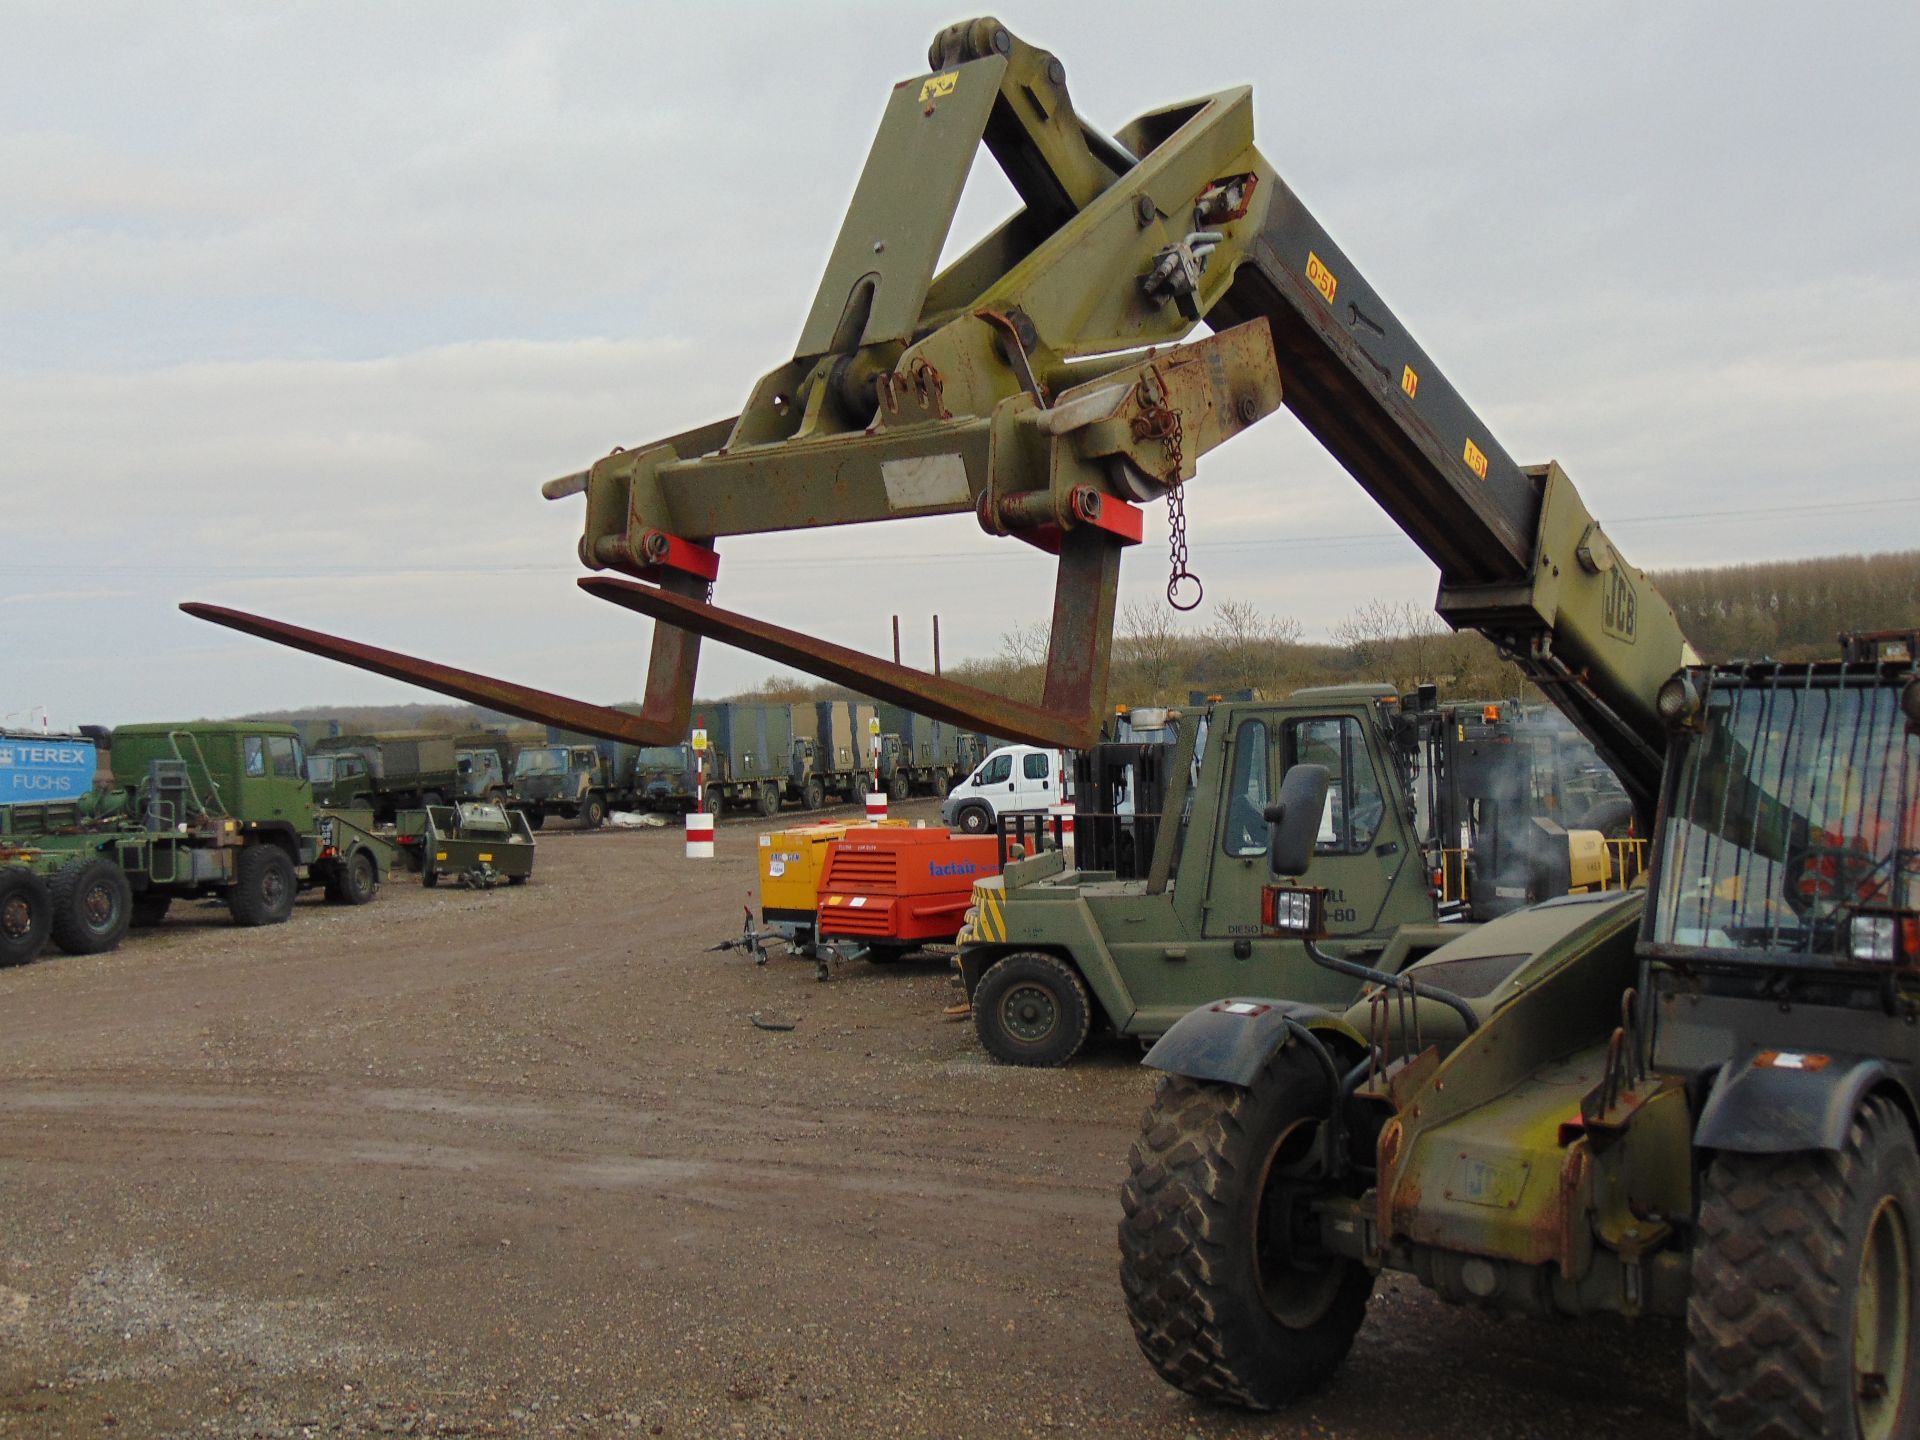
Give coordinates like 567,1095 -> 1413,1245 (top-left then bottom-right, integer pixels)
0,867 -> 53,967
421,791 -> 444,809
803,778 -> 825,811
582,796 -> 607,830
229,845 -> 297,927
756,783 -> 780,817
888,773 -> 910,802
129,895 -> 172,928
329,849 -> 378,907
1688,1095 -> 1920,1439
525,808 -> 546,831
49,857 -> 132,956
1120,1053 -> 1372,1409
956,802 -> 993,835
973,952 -> 1091,1067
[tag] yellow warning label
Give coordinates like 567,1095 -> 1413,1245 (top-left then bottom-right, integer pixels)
919,72 -> 958,101
1401,365 -> 1419,400
1306,252 -> 1338,305
1463,438 -> 1490,480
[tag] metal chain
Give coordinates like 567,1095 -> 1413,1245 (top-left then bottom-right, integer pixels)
1160,411 -> 1201,611
1131,371 -> 1202,612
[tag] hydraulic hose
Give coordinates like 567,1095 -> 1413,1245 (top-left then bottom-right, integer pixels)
1304,939 -> 1481,1038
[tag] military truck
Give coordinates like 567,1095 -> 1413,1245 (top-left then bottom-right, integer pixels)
1,721 -> 390,965
510,741 -> 618,829
310,731 -> 460,822
792,700 -> 880,806
873,703 -> 956,800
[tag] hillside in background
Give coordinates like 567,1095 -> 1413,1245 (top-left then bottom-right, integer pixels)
229,548 -> 1919,730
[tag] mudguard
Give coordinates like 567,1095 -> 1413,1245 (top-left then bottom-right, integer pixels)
1694,1050 -> 1917,1155
1142,998 -> 1363,1087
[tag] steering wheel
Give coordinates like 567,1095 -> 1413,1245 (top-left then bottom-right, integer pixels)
1783,842 -> 1883,918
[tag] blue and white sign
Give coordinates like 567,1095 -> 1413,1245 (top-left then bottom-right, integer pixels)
0,735 -> 97,805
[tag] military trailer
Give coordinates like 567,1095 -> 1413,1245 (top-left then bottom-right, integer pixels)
419,801 -> 535,888
1,721 -> 390,966
310,731 -> 460,822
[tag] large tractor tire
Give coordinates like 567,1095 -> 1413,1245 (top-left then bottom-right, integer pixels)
1689,1095 -> 1920,1439
0,867 -> 54,967
326,849 -> 379,906
228,845 -> 297,927
49,857 -> 133,956
955,802 -> 994,835
1120,1051 -> 1374,1409
972,952 -> 1092,1067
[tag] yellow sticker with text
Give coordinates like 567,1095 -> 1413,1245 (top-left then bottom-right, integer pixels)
1401,365 -> 1419,400
1463,437 -> 1490,480
1306,252 -> 1338,305
919,72 -> 958,101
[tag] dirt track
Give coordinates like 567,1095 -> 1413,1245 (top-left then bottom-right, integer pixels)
0,800 -> 1688,1438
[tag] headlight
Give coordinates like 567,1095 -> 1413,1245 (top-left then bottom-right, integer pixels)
1852,915 -> 1897,963
1656,671 -> 1701,724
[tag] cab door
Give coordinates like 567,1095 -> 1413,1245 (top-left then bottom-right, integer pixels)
1279,713 -> 1424,943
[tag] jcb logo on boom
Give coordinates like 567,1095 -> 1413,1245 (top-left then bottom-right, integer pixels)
1603,568 -> 1638,643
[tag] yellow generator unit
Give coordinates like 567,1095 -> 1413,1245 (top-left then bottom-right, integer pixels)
758,819 -> 909,948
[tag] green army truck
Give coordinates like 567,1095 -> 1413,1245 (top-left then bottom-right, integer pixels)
309,731 -> 461,823
0,721 -> 391,967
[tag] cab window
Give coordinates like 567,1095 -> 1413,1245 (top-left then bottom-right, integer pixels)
1286,717 -> 1386,855
978,754 -> 1012,785
267,736 -> 301,778
244,737 -> 267,776
1022,753 -> 1051,781
1222,719 -> 1270,858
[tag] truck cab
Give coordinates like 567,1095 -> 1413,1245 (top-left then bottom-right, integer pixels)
510,743 -> 607,829
941,744 -> 1067,835
636,744 -> 697,812
453,747 -> 509,802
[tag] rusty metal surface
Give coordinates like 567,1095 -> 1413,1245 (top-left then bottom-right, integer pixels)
179,603 -> 685,747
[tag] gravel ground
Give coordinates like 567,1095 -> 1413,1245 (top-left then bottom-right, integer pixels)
0,799 -> 1688,1438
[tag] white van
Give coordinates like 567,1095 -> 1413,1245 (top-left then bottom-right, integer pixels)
940,744 -> 1068,834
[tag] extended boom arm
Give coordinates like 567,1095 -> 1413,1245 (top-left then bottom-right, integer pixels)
187,17 -> 1690,816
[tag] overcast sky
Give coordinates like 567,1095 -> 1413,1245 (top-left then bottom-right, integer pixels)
6,1 -> 1917,730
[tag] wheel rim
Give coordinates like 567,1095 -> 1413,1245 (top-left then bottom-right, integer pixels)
999,982 -> 1058,1044
2,894 -> 30,939
1252,1115 -> 1344,1328
262,866 -> 288,909
1855,1193 -> 1913,1439
82,883 -> 113,930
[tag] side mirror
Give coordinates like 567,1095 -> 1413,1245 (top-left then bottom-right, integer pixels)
1264,763 -> 1330,878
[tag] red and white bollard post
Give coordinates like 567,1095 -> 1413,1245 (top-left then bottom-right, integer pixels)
865,791 -> 888,824
685,810 -> 714,859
